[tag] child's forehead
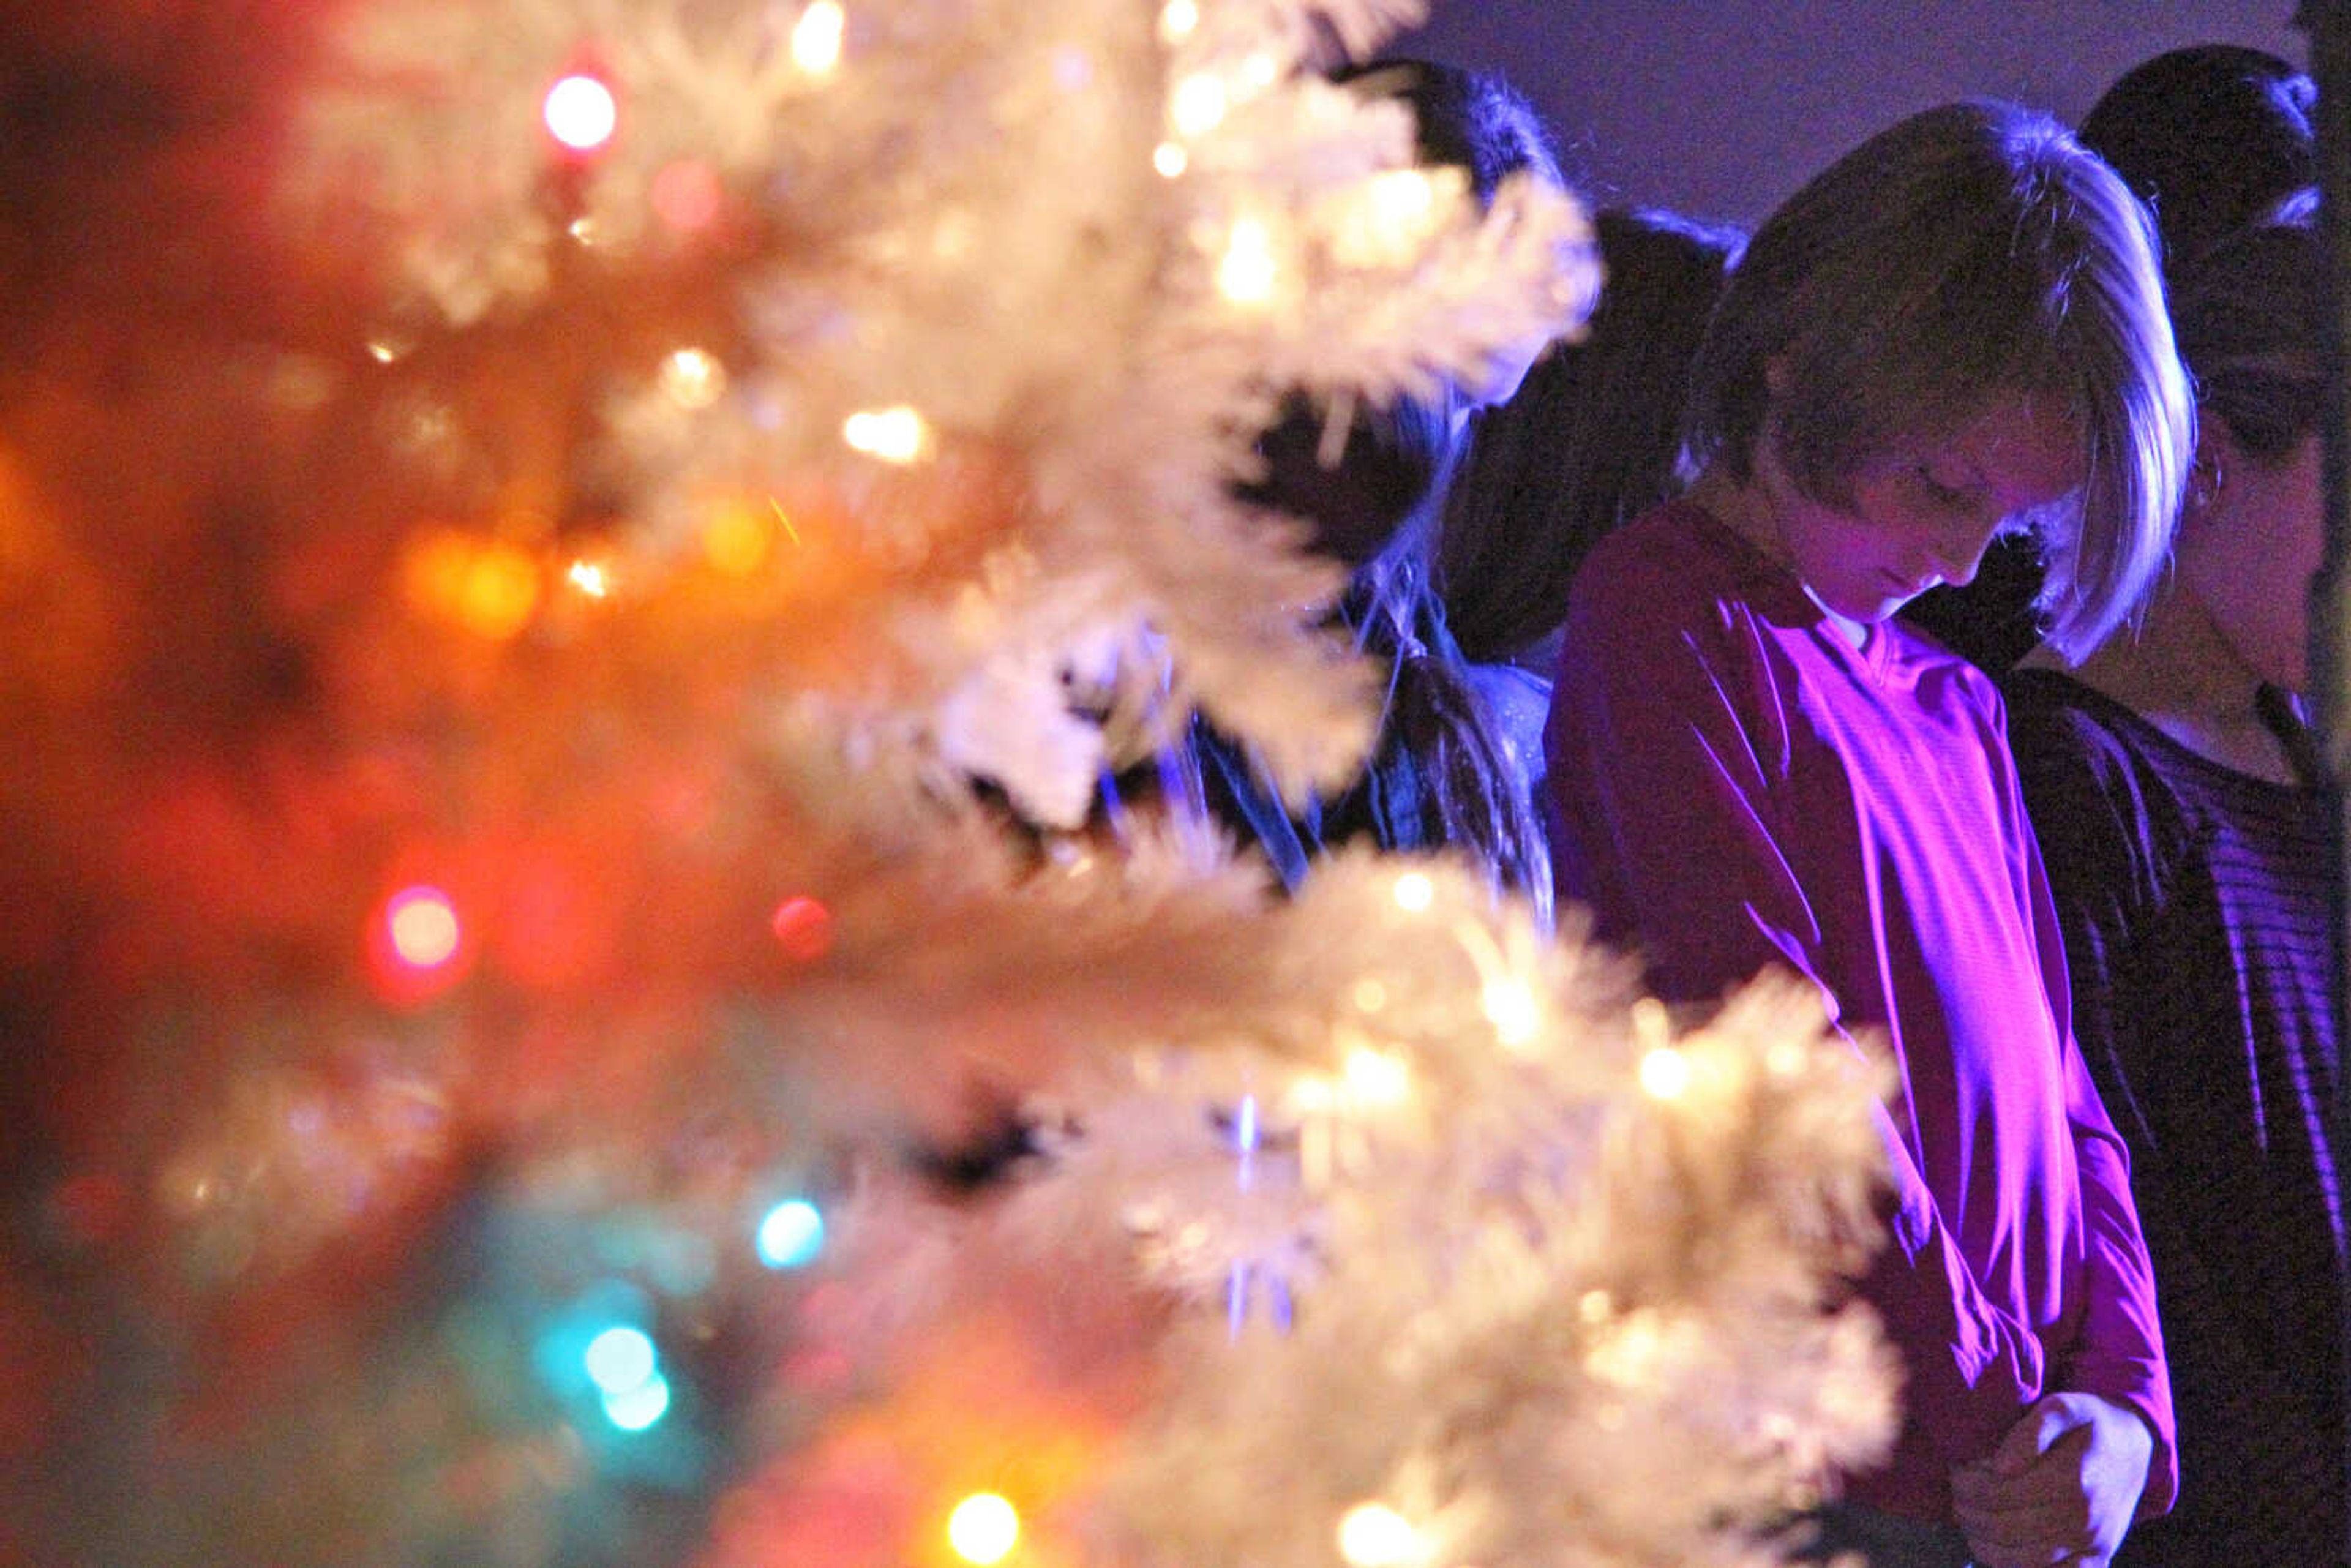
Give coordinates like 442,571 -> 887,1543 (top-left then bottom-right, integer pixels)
1901,394 -> 2087,498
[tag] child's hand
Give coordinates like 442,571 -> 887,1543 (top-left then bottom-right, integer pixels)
1949,1392 -> 2152,1567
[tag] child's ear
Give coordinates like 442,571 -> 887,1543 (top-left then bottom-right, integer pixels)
2184,410 -> 2241,526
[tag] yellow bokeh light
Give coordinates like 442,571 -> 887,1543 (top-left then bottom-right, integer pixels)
1157,0 -> 1199,43
1343,1045 -> 1410,1106
1638,1046 -> 1691,1100
701,498 -> 773,577
1481,977 -> 1540,1048
843,405 -> 929,465
792,0 -> 846,76
947,1492 -> 1020,1566
456,541 -> 542,640
566,559 -> 612,599
1390,870 -> 1434,914
1152,140 -> 1188,178
1337,1502 -> 1420,1568
659,347 -> 726,410
1169,73 -> 1226,137
1217,216 -> 1277,304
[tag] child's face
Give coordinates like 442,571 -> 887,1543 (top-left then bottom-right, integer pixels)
1766,396 -> 2083,626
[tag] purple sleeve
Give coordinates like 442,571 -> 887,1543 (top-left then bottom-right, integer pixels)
1543,576 -> 2050,1464
2008,748 -> 2177,1514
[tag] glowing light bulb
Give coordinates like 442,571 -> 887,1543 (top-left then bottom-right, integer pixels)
602,1373 -> 672,1431
386,887 -> 462,970
701,498 -> 773,576
1239,51 -> 1278,90
1638,1045 -> 1691,1100
1217,216 -> 1278,304
947,1493 -> 1021,1566
1482,977 -> 1540,1048
1169,73 -> 1227,137
792,0 -> 846,75
1157,0 -> 1199,43
544,73 -> 618,152
842,405 -> 929,465
1343,1045 -> 1410,1105
566,558 -> 611,598
1337,1502 -> 1420,1567
770,895 -> 834,961
659,347 -> 726,409
1391,871 -> 1434,913
756,1198 -> 825,1269
1152,140 -> 1188,178
456,541 -> 541,640
583,1326 -> 658,1394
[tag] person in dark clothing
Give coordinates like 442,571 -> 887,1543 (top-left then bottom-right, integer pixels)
2005,195 -> 2344,1566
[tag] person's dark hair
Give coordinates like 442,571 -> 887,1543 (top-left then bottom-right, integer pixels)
1333,56 -> 1562,205
2173,189 -> 2323,462
1684,101 -> 2190,662
1215,57 -> 1570,910
1438,207 -> 1741,662
2077,44 -> 2315,277
1908,49 -> 2315,671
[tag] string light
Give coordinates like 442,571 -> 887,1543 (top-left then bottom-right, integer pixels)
1169,73 -> 1227,137
1390,871 -> 1434,913
1342,1044 -> 1410,1106
543,73 -> 618,152
456,541 -> 542,640
1152,141 -> 1187,178
659,347 -> 727,409
1482,976 -> 1541,1048
842,405 -> 929,464
1638,1046 -> 1691,1100
791,1 -> 846,76
1157,0 -> 1199,43
701,497 -> 773,577
770,895 -> 834,961
756,1198 -> 825,1269
366,883 -> 472,1007
386,887 -> 462,969
947,1493 -> 1021,1566
566,558 -> 611,598
583,1326 -> 658,1395
1217,217 -> 1277,304
1337,1502 -> 1421,1568
602,1375 -> 672,1431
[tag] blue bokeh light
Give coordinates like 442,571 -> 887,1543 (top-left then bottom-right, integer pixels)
756,1198 -> 825,1269
601,1372 -> 673,1431
583,1325 -> 658,1395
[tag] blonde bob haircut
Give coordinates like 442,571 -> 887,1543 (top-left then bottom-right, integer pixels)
1682,100 -> 2191,661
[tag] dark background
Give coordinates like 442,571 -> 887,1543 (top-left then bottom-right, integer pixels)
1394,2 -> 2303,227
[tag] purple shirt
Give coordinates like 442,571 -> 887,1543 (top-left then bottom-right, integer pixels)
1543,502 -> 2174,1521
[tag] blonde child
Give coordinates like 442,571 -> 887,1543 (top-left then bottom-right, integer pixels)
1542,102 -> 2189,1567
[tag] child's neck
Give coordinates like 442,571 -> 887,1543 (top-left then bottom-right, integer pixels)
2027,592 -> 2303,785
1686,463 -> 1869,649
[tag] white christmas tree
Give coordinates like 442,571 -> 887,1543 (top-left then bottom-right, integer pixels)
0,1 -> 1897,1564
